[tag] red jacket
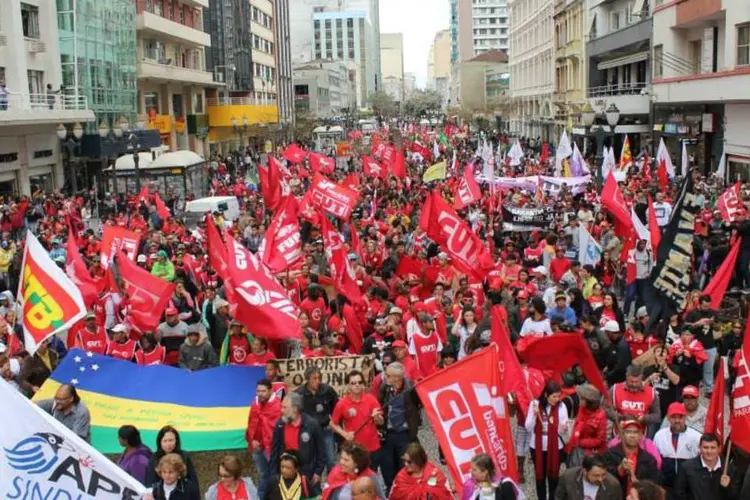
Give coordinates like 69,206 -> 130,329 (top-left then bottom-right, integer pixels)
246,394 -> 282,457
567,406 -> 608,454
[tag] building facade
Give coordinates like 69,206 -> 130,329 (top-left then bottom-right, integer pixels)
380,33 -> 404,104
135,0 -> 213,154
449,0 -> 473,105
293,59 -> 355,118
0,0 -> 95,195
508,0 -> 555,140
428,29 -> 452,106
472,0 -> 511,56
575,0 -> 651,156
274,0 -> 294,129
553,0 -> 586,136
459,50 -> 510,114
651,0 -> 750,178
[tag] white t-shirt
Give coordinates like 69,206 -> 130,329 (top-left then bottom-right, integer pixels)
162,482 -> 177,500
519,317 -> 553,338
582,479 -> 600,500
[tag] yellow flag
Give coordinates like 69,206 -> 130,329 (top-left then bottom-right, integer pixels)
423,161 -> 447,182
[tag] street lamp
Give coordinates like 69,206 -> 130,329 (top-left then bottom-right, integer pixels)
100,119 -> 141,194
231,115 -> 248,182
57,122 -> 84,194
605,103 -> 621,176
580,103 -> 607,189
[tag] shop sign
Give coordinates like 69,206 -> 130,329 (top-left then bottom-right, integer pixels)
663,124 -> 678,134
702,113 -> 715,133
147,114 -> 173,135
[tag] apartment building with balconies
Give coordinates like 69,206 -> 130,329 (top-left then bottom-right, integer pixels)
553,0 -> 586,135
651,0 -> 750,178
0,0 -> 95,195
582,0 -> 652,154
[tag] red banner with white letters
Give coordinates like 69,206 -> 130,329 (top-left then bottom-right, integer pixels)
259,196 -> 302,273
717,182 -> 744,222
416,346 -> 518,493
310,174 -> 359,220
731,310 -> 750,453
419,190 -> 494,280
100,226 -> 141,269
453,164 -> 482,209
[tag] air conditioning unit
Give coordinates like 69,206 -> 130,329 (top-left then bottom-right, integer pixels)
0,35 -> 7,47
27,39 -> 46,53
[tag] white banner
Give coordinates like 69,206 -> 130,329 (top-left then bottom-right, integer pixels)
0,380 -> 147,499
477,175 -> 592,196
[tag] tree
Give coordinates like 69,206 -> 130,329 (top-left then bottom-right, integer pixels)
403,89 -> 443,119
369,90 -> 398,123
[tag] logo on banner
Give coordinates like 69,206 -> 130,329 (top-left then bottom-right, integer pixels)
438,211 -> 479,262
22,260 -> 80,343
4,433 -> 141,499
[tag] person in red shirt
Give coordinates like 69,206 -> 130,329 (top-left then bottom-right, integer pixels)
407,313 -> 443,380
73,312 -> 108,354
221,320 -> 253,365
549,248 -> 571,283
391,340 -> 419,381
246,378 -> 282,495
244,337 -> 276,366
300,286 -> 327,332
331,370 -> 384,459
106,324 -> 137,362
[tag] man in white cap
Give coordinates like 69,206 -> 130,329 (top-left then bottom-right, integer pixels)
106,324 -> 137,362
602,320 -> 632,386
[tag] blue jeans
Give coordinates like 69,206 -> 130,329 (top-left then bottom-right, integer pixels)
322,428 -> 337,471
252,449 -> 270,499
703,347 -> 718,394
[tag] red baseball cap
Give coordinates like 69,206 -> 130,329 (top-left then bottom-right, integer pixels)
667,402 -> 687,417
682,385 -> 699,398
391,340 -> 407,349
517,290 -> 529,299
165,307 -> 178,316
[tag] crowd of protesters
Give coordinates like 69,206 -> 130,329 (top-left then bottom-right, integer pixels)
1,123 -> 750,500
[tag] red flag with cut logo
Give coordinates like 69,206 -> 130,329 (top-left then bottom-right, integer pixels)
703,237 -> 742,310
453,164 -> 482,210
657,158 -> 669,190
362,155 -> 387,179
283,143 -> 307,164
19,232 -> 87,355
391,148 -> 407,179
704,357 -> 726,448
153,192 -> 171,220
259,196 -> 303,273
309,152 -> 335,174
100,226 -> 142,269
342,303 -> 363,354
731,309 -> 750,453
419,191 -> 494,280
66,226 -> 100,308
298,191 -> 322,226
109,251 -> 175,334
409,142 -> 432,162
601,172 -> 633,238
224,233 -> 302,339
206,217 -> 237,304
310,174 -> 359,220
717,182 -> 743,222
320,213 -> 363,304
416,345 -> 518,491
647,195 -> 662,253
490,308 -> 524,398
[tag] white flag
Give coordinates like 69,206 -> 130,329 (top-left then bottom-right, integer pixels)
681,140 -> 689,177
0,379 -> 148,498
557,130 -> 572,159
631,208 -> 650,244
578,225 -> 602,266
716,150 -> 726,180
657,137 -> 675,177
433,141 -> 440,161
509,140 -> 524,167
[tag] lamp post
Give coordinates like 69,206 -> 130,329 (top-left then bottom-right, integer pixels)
605,101 -> 621,161
581,103 -> 605,190
231,115 -> 248,183
57,122 -> 84,194
99,119 -> 125,194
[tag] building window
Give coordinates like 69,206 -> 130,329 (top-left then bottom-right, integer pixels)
192,93 -> 203,113
145,92 -> 159,113
738,24 -> 750,66
27,70 -> 44,94
610,12 -> 620,31
21,3 -> 40,39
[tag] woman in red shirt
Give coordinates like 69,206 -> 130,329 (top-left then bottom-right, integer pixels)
204,455 -> 256,499
244,338 -> 277,366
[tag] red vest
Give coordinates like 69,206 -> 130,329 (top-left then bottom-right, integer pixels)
77,327 -> 108,355
107,339 -> 137,361
411,331 -> 440,380
613,383 -> 655,419
136,345 -> 166,366
271,380 -> 286,399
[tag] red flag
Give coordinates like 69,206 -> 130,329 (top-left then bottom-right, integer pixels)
647,195 -> 661,253
298,191 -> 322,226
135,185 -> 150,207
453,165 -> 482,209
153,192 -> 171,220
519,334 -> 608,400
65,227 -> 100,308
310,174 -> 359,220
283,143 -> 307,164
731,309 -> 750,453
601,172 -> 633,238
704,357 -> 726,447
657,158 -> 669,190
261,156 -> 289,211
416,346 -> 518,489
490,308 -> 524,397
341,173 -> 360,190
703,237 -> 742,309
109,252 -> 175,334
717,182 -> 743,222
206,217 -> 237,304
224,233 -> 302,339
419,191 -> 494,280
100,226 -> 142,269
409,141 -> 432,162
342,303 -> 363,354
540,142 -> 549,164
348,221 -> 362,259
320,213 -> 363,304
309,152 -> 335,174
259,196 -> 303,273
362,155 -> 387,179
381,144 -> 396,166
642,153 -> 652,182
391,148 -> 407,179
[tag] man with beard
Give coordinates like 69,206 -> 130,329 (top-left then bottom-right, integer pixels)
606,365 -> 662,438
362,316 -> 394,359
407,312 -> 443,380
556,455 -> 622,500
653,402 -> 701,492
295,366 -> 338,470
246,379 -> 282,498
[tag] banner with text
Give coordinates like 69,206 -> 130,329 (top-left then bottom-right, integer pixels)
278,355 -> 375,395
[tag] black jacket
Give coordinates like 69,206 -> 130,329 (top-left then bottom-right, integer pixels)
602,444 -> 661,493
603,336 -> 632,386
144,451 -> 198,489
674,456 -> 741,500
151,478 -> 200,500
270,414 -> 326,483
377,378 -> 421,442
295,382 -> 339,428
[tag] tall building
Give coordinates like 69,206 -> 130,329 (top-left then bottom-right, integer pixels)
293,59 -> 355,118
471,0 -> 511,56
274,0 -> 294,128
459,50 -> 509,113
552,0 -> 585,136
577,0 -> 650,155
508,0 -> 555,139
380,33 -> 404,104
0,0 -> 95,195
135,0 -> 214,153
651,0 -> 750,176
204,0 -> 278,154
428,29 -> 452,106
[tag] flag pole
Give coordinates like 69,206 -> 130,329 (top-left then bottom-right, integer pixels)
723,439 -> 732,475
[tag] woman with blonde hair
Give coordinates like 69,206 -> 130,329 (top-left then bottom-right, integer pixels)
146,453 -> 200,500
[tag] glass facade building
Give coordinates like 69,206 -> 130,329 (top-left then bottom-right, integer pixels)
56,0 -> 138,132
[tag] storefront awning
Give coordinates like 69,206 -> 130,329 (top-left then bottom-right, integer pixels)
597,51 -> 649,71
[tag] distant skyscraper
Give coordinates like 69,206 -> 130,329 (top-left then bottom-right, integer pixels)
470,0 -> 510,56
380,33 -> 404,103
428,30 -> 451,106
274,0 -> 294,126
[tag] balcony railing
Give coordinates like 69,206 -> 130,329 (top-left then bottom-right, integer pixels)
0,92 -> 90,112
206,96 -> 278,107
587,82 -> 648,97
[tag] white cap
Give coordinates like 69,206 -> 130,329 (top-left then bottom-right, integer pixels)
603,320 -> 620,333
532,265 -> 548,276
137,254 -> 147,263
112,324 -> 128,333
